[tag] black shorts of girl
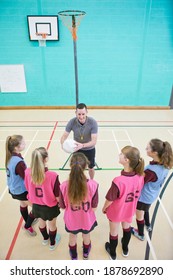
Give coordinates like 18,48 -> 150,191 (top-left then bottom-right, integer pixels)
32,203 -> 60,221
9,190 -> 28,201
137,201 -> 151,212
65,220 -> 98,234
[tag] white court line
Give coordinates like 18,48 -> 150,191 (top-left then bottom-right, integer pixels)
0,130 -> 39,202
144,180 -> 173,260
23,130 -> 39,157
168,129 -> 173,137
124,130 -> 134,146
157,197 -> 173,231
144,192 -> 173,260
111,129 -> 134,152
100,129 -> 128,131
145,231 -> 157,260
0,187 -> 8,203
98,139 -> 130,142
111,130 -> 121,153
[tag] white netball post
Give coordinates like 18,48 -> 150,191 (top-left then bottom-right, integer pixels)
58,10 -> 86,106
62,139 -> 77,153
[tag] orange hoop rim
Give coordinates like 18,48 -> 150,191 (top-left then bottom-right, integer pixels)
36,33 -> 48,39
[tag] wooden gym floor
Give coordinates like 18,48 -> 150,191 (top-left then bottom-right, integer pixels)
0,108 -> 173,260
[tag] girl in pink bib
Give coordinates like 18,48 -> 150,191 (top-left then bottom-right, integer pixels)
25,147 -> 61,250
102,146 -> 144,259
59,152 -> 99,260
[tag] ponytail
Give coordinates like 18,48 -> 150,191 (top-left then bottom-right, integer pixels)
121,146 -> 144,176
134,157 -> 145,176
68,153 -> 89,205
30,147 -> 48,185
5,135 -> 23,169
160,141 -> 173,168
150,139 -> 173,168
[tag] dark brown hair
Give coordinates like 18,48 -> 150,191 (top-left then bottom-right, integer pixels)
76,103 -> 87,110
5,135 -> 23,169
68,152 -> 89,205
149,138 -> 173,168
121,146 -> 145,175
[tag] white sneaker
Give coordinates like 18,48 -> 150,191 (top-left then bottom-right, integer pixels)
49,233 -> 61,250
42,239 -> 49,246
131,227 -> 145,241
146,225 -> 152,232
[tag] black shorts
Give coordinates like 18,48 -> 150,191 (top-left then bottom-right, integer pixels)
80,148 -> 96,169
65,220 -> 98,234
32,203 -> 60,221
137,201 -> 151,212
9,190 -> 28,201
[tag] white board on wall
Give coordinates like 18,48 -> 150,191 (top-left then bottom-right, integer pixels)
0,64 -> 27,93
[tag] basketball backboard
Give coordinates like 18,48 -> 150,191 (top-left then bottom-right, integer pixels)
27,15 -> 59,42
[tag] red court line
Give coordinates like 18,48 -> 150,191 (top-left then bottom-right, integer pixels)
46,121 -> 58,150
5,217 -> 23,260
5,121 -> 58,260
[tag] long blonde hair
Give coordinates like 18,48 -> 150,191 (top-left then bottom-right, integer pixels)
121,146 -> 145,175
5,135 -> 23,169
30,147 -> 48,185
68,152 -> 89,205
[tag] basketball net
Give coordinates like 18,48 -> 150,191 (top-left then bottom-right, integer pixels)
58,11 -> 86,41
36,33 -> 48,47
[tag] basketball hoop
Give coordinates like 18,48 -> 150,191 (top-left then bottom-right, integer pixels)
36,33 -> 48,47
58,10 -> 86,41
58,10 -> 86,106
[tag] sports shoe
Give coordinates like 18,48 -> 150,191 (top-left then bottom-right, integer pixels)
105,242 -> 116,260
131,227 -> 144,241
69,250 -> 78,260
42,238 -> 49,246
121,238 -> 129,257
83,243 -> 91,260
146,225 -> 152,232
49,233 -> 61,251
24,225 -> 37,236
